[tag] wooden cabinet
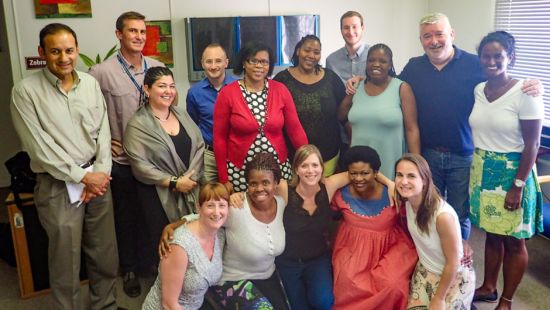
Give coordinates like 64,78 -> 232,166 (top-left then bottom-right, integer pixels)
6,193 -> 88,298
6,192 -> 49,298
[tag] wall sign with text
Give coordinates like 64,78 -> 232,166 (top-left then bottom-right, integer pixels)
25,57 -> 47,70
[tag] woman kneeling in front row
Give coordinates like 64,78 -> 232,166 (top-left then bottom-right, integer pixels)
396,154 -> 475,309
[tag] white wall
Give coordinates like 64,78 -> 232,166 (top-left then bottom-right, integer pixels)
1,0 -> 496,186
4,0 -> 427,91
3,0 -> 171,81
1,0 -> 171,186
428,0 -> 496,54
3,0 -> 497,88
171,0 -> 427,80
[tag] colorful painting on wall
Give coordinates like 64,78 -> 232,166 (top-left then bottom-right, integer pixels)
144,20 -> 174,68
34,0 -> 92,19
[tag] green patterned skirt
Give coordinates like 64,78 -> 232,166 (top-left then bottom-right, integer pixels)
469,148 -> 543,238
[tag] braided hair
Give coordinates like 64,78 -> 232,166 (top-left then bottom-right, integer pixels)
291,35 -> 322,74
365,43 -> 397,81
244,152 -> 282,183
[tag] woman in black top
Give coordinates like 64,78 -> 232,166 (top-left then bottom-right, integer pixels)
124,66 -> 204,271
275,144 -> 393,309
273,35 -> 346,176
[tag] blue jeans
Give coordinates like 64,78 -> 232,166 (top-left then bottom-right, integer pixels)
422,148 -> 472,240
276,253 -> 334,310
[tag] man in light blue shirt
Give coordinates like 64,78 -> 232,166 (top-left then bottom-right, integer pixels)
186,43 -> 236,182
326,11 -> 370,83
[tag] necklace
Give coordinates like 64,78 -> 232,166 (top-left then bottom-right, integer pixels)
242,77 -> 267,93
153,110 -> 171,122
484,78 -> 515,102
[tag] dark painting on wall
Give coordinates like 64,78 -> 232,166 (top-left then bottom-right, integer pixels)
239,16 -> 278,64
188,17 -> 236,71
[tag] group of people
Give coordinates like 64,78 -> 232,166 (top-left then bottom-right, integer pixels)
9,7 -> 544,310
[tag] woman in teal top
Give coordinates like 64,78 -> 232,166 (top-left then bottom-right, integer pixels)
339,44 -> 420,177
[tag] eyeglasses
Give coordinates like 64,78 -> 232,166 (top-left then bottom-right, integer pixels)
247,58 -> 270,66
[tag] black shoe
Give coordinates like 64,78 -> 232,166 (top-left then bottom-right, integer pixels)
122,271 -> 141,298
472,289 -> 498,303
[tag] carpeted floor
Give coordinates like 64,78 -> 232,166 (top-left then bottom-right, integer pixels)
0,187 -> 548,310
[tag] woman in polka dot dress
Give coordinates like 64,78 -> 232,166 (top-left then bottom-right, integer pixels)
213,41 -> 308,192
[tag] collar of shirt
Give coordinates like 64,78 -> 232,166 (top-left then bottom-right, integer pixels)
346,42 -> 367,59
200,74 -> 235,91
422,45 -> 462,68
117,50 -> 146,75
42,68 -> 81,90
451,45 -> 463,61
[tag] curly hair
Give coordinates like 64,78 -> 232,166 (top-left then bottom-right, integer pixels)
244,152 -> 282,183
233,41 -> 275,76
343,145 -> 381,172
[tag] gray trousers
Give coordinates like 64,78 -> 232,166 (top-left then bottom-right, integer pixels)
34,173 -> 119,310
202,149 -> 219,183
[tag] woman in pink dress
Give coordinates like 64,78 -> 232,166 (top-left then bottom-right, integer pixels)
331,146 -> 417,309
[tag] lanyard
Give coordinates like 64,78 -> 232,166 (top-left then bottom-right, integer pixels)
116,54 -> 148,102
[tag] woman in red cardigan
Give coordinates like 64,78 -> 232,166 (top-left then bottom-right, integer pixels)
214,41 -> 308,193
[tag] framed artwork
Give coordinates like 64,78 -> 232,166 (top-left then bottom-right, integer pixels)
34,0 -> 92,19
144,20 -> 174,68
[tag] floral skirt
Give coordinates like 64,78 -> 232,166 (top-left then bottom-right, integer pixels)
469,148 -> 543,238
406,262 -> 475,310
206,280 -> 273,310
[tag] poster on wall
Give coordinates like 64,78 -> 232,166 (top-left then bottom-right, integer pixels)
143,20 -> 174,68
34,0 -> 92,19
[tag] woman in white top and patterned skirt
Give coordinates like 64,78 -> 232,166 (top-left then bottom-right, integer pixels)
469,31 -> 543,310
395,153 -> 475,309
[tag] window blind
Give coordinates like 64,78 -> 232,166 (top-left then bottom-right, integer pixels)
494,0 -> 550,128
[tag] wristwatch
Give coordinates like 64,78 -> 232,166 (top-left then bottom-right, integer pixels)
169,176 -> 178,191
514,178 -> 526,188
